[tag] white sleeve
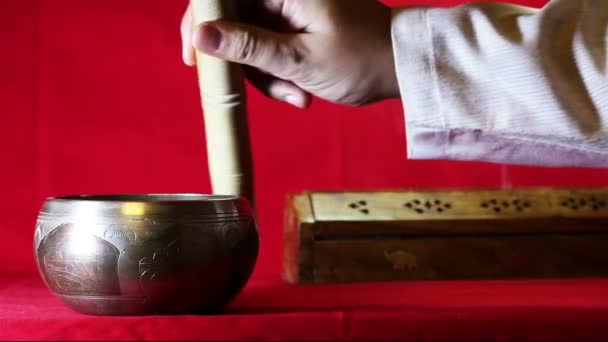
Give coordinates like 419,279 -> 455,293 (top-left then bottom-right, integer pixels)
391,0 -> 608,168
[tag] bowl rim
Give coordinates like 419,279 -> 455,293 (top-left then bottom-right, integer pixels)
46,193 -> 242,203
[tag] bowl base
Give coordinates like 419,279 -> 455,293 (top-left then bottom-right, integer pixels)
56,293 -> 226,316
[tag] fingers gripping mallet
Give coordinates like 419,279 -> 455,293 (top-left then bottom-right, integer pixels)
190,0 -> 254,205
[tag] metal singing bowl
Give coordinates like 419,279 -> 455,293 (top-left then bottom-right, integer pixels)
33,194 -> 259,316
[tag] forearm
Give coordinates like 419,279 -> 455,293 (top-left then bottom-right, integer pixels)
391,0 -> 608,168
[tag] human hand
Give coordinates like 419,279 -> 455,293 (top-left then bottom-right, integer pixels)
181,0 -> 399,108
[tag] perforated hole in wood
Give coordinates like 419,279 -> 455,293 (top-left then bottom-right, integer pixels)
348,201 -> 370,215
561,195 -> 607,211
404,199 -> 452,214
481,198 -> 532,213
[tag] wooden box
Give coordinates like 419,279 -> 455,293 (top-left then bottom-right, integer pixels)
282,188 -> 608,284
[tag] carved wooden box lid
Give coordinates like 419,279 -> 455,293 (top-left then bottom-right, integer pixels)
288,188 -> 608,237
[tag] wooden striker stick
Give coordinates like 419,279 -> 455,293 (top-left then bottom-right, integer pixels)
190,0 -> 254,203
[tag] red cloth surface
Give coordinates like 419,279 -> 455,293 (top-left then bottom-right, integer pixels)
4,274 -> 608,341
3,0 -> 608,340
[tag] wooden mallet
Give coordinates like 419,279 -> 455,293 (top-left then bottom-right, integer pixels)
190,0 -> 254,205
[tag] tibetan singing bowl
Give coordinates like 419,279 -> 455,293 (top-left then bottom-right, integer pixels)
33,194 -> 259,316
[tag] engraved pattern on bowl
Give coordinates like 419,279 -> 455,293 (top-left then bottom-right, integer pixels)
34,194 -> 259,316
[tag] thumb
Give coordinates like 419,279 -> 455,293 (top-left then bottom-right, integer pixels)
192,21 -> 304,80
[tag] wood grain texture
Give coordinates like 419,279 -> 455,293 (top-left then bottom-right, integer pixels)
283,188 -> 608,284
283,194 -> 315,283
313,218 -> 608,239
313,235 -> 608,283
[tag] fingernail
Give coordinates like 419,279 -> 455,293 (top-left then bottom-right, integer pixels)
285,95 -> 300,107
182,48 -> 195,66
194,24 -> 222,52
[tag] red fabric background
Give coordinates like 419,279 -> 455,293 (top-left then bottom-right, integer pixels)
2,0 -> 608,340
